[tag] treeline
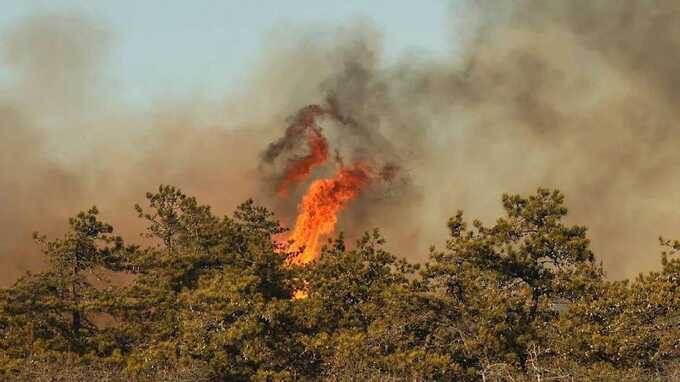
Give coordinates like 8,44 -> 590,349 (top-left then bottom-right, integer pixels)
0,186 -> 678,381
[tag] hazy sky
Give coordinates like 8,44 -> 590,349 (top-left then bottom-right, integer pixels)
2,1 -> 678,280
0,1 -> 450,105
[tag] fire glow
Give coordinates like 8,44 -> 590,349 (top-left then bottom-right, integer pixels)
286,163 -> 370,265
273,104 -> 373,265
276,105 -> 330,197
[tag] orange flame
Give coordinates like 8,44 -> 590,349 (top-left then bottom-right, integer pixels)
277,127 -> 328,196
276,105 -> 329,196
286,163 -> 370,265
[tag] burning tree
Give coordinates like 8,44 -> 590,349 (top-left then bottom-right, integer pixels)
262,102 -> 402,265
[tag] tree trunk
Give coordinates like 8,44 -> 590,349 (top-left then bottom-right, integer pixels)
72,309 -> 81,333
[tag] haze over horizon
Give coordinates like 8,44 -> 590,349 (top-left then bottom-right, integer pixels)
1,0 -> 680,282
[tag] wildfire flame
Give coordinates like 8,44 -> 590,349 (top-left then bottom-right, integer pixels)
270,103 -> 381,267
286,163 -> 370,265
266,103 -> 390,298
276,105 -> 330,196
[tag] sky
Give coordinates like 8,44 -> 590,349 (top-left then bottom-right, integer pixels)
0,0 -> 451,106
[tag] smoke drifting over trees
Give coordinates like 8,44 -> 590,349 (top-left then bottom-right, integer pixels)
2,1 -> 680,280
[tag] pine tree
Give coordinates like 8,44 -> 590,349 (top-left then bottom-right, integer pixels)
422,189 -> 603,375
120,186 -> 303,380
0,207 -> 124,371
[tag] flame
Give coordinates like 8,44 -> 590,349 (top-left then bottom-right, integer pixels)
276,105 -> 329,196
292,290 -> 309,300
286,163 -> 370,265
268,104 -> 383,298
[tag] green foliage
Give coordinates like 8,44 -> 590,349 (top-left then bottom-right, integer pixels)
0,207 -> 127,378
119,186 -> 300,380
1,186 -> 679,381
421,189 -> 604,375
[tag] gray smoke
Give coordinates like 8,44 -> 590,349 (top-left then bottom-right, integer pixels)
301,1 -> 680,278
2,3 -> 679,283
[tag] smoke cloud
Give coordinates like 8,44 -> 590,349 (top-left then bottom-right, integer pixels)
1,2 -> 679,282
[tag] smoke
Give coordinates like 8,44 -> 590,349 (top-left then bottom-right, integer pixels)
0,12 -> 277,284
259,1 -> 680,278
1,2 -> 679,283
414,0 -> 680,278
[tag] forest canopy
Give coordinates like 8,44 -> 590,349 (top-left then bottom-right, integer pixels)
0,186 -> 678,381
